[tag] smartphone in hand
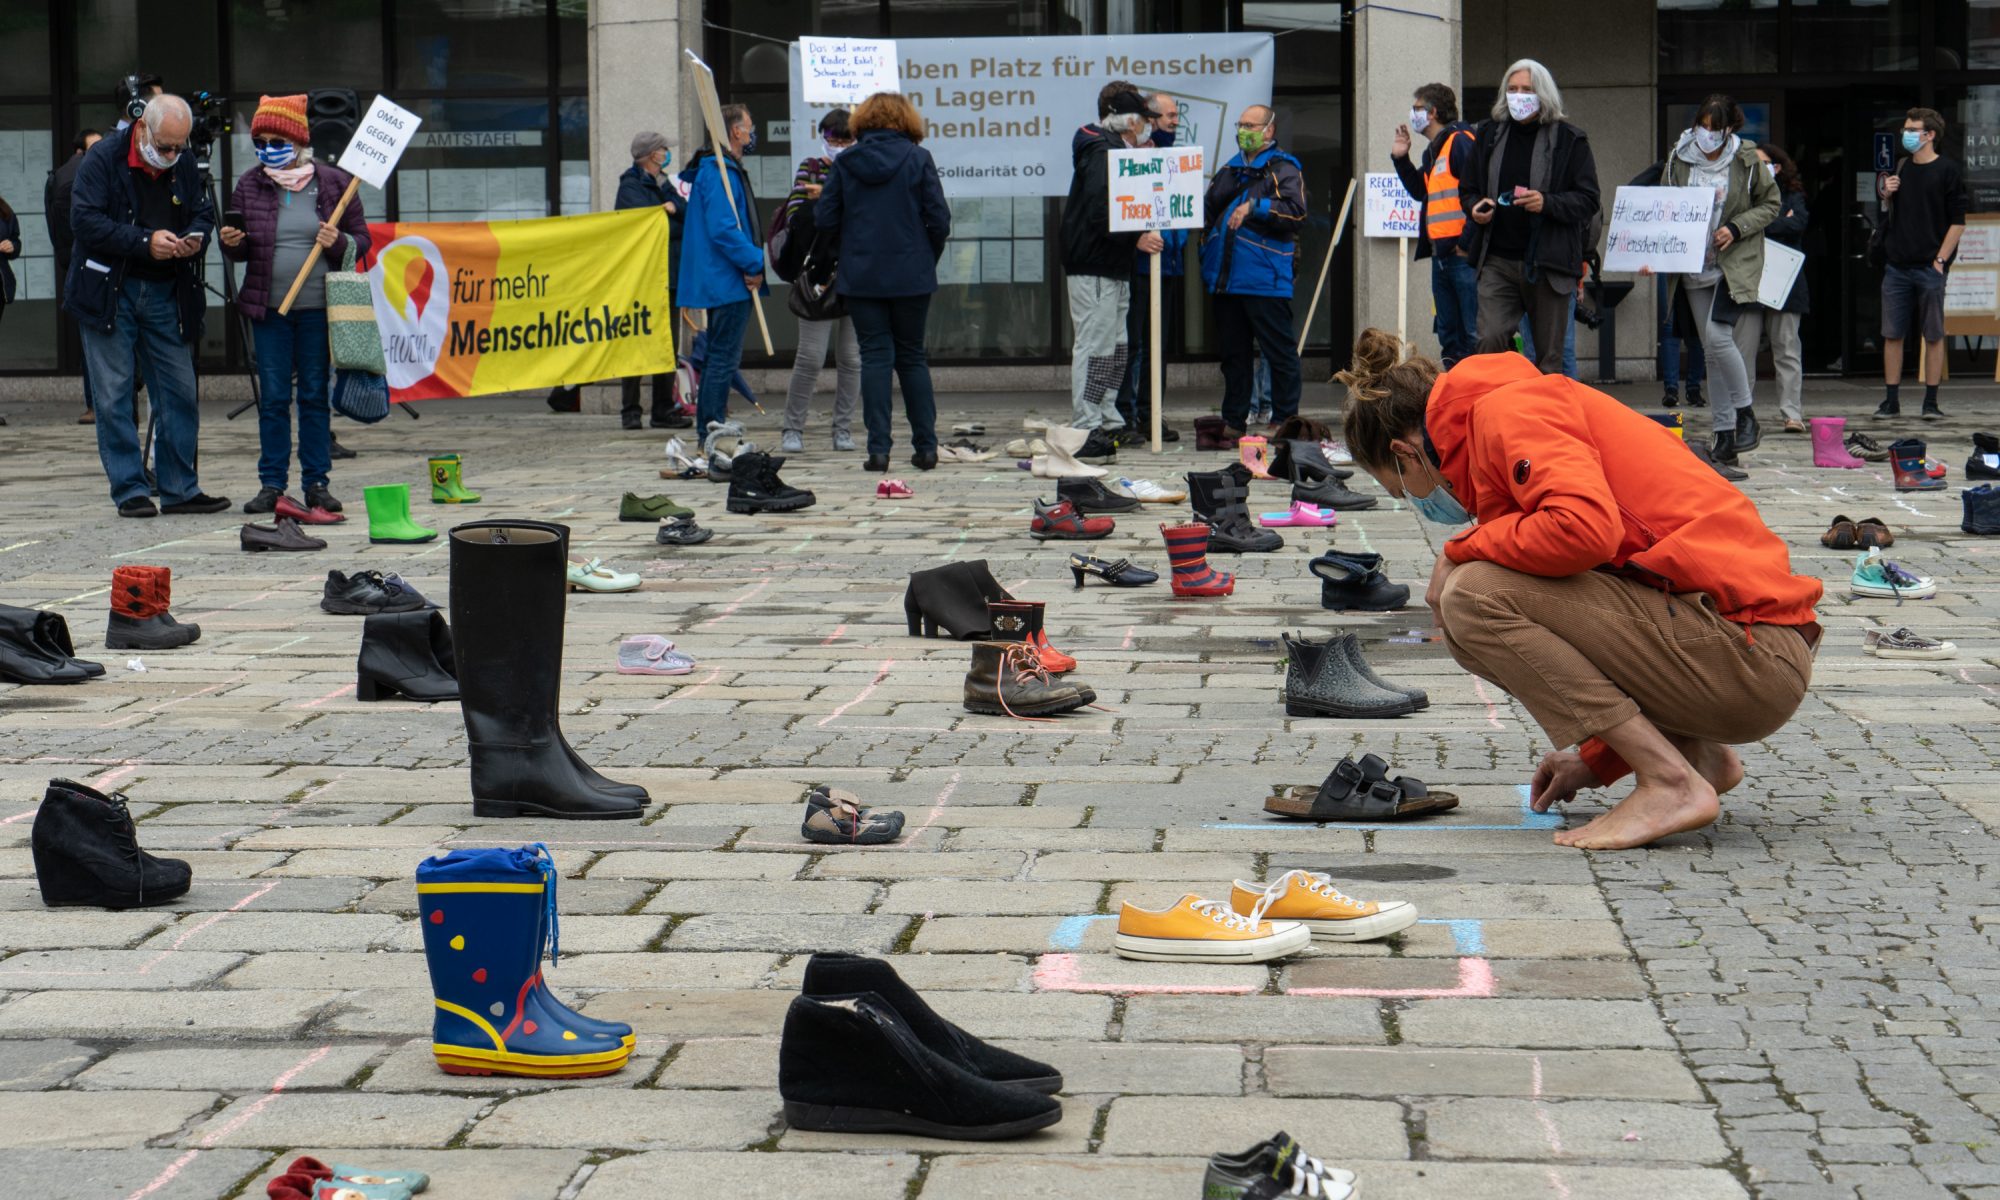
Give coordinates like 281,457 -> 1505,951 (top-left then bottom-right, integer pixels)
223,209 -> 245,231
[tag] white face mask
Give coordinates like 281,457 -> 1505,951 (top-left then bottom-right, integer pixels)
1765,162 -> 1780,180
823,138 -> 847,159
1505,92 -> 1540,122
137,125 -> 178,170
1693,126 -> 1726,154
1409,107 -> 1430,135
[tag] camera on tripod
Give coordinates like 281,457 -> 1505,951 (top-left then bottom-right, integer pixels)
188,90 -> 230,162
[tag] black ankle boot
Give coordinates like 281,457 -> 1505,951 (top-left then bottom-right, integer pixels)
1310,551 -> 1411,612
801,953 -> 1063,1092
1711,429 -> 1740,465
357,609 -> 459,702
1187,470 -> 1283,552
904,560 -> 1012,639
449,521 -> 645,819
0,605 -> 102,684
1733,407 -> 1761,453
1964,485 -> 2000,535
780,992 -> 1063,1139
32,779 -> 191,908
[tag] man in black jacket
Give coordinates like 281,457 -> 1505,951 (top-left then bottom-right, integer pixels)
1062,89 -> 1164,435
66,95 -> 226,518
1460,59 -> 1600,374
47,129 -> 102,423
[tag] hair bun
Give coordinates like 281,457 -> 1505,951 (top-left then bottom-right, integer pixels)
1336,327 -> 1405,403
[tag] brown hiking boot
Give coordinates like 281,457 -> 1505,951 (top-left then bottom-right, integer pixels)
963,641 -> 1088,718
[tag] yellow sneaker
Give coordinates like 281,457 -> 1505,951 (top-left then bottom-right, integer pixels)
1113,894 -> 1311,963
1229,869 -> 1418,942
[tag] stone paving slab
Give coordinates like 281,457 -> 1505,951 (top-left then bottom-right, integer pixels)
0,1149 -> 275,1200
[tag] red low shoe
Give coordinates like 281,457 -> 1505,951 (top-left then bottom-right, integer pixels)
275,494 -> 346,525
877,479 -> 914,499
1029,499 -> 1114,540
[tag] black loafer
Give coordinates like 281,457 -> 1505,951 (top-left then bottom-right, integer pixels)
160,493 -> 230,515
117,497 -> 157,519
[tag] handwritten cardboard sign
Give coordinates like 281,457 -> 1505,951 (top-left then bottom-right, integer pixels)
800,36 -> 901,105
1108,145 -> 1206,233
339,95 -> 422,191
1362,171 -> 1421,238
1603,186 -> 1715,275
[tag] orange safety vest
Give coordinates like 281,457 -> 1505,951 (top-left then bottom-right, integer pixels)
1424,129 -> 1468,242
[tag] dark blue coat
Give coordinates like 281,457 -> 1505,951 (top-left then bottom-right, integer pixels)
616,162 -> 682,296
816,130 -> 951,299
64,127 -> 215,340
0,210 -> 20,305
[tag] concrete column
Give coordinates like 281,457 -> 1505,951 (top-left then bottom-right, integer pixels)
588,0 -> 704,215
1350,0 -> 1460,363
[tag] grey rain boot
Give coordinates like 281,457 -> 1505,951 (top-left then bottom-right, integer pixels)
1280,631 -> 1420,719
1333,631 -> 1427,709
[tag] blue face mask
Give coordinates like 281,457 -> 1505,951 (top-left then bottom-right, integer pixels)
743,128 -> 759,154
1396,455 -> 1472,525
1902,130 -> 1925,153
255,140 -> 296,168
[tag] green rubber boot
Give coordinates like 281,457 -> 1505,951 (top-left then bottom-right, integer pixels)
429,453 -> 482,504
364,484 -> 438,544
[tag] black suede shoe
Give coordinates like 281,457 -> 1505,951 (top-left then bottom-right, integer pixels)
1057,477 -> 1141,514
31,779 -> 192,909
780,992 -> 1062,1140
118,497 -> 157,519
802,952 -> 1064,1093
243,487 -> 283,515
161,493 -> 230,515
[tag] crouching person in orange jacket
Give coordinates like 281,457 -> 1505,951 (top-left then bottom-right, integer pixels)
1337,329 -> 1823,849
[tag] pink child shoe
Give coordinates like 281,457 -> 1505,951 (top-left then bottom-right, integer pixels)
1259,500 -> 1339,528
877,479 -> 914,499
617,635 -> 694,675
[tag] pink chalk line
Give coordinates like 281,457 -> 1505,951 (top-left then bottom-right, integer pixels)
1033,954 -> 1496,999
818,658 -> 895,727
90,761 -> 144,789
650,667 -> 723,711
1120,626 -> 1135,650
1532,1053 -> 1574,1198
696,578 -> 771,628
821,624 -> 848,646
133,881 -> 280,975
294,682 -> 356,709
124,1044 -> 333,1200
1471,677 -> 1505,730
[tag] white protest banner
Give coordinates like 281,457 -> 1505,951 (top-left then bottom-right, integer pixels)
339,95 -> 421,191
788,33 -> 1274,198
1757,240 -> 1804,310
800,36 -> 901,105
1108,145 -> 1205,232
1602,186 -> 1715,275
1362,171 -> 1421,238
280,94 -> 421,314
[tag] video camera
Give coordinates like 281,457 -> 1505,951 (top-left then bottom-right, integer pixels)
188,90 -> 230,161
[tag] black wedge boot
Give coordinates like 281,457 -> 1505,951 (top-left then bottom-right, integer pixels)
904,559 -> 1013,639
32,779 -> 191,908
449,521 -> 645,819
356,609 -> 460,702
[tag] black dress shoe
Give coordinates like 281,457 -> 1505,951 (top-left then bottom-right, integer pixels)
1733,407 -> 1761,453
304,484 -> 344,513
328,435 -> 358,459
240,517 -> 328,553
912,450 -> 938,471
864,455 -> 889,473
160,493 -> 231,515
118,497 -> 157,519
243,487 -> 283,515
621,411 -> 644,430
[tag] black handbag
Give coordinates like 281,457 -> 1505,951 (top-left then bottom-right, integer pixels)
787,229 -> 846,321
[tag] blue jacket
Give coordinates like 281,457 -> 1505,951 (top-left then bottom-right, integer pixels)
816,129 -> 951,299
0,210 -> 19,305
676,149 -> 767,310
616,161 -> 681,292
1133,129 -> 1187,279
1199,145 -> 1307,298
64,127 -> 215,339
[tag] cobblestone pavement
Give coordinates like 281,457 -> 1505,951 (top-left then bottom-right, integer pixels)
1,383 -> 1998,1200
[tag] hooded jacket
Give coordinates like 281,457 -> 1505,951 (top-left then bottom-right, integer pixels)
1661,130 -> 1781,310
676,148 -> 767,310
1199,143 -> 1307,297
816,129 -> 951,299
1061,125 -> 1144,279
1426,354 -> 1821,786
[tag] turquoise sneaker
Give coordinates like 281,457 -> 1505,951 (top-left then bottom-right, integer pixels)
1851,549 -> 1936,600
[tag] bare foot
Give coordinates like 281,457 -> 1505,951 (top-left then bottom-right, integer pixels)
1668,735 -> 1743,796
1552,775 -> 1719,849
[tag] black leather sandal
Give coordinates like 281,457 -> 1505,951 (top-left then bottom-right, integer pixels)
1265,753 -> 1459,821
1068,554 -> 1160,588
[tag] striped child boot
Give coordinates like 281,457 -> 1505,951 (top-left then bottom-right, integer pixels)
1161,522 -> 1234,598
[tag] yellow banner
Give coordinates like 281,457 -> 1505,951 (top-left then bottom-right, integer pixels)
361,209 -> 673,402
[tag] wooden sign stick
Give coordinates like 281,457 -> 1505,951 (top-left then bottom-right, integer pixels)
685,50 -> 775,358
277,176 -> 361,316
1297,177 -> 1358,355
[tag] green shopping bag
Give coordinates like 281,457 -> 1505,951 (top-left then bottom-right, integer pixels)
326,238 -> 387,374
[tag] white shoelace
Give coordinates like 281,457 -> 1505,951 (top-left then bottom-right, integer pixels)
1188,897 -> 1266,932
1247,870 -> 1360,923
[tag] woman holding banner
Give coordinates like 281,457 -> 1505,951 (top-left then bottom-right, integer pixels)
1659,94 -> 1779,473
219,94 -> 371,516
815,92 -> 951,475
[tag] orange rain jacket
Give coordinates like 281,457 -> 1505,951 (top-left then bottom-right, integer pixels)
1427,353 -> 1822,782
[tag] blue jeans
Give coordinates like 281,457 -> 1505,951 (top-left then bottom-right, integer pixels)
1432,250 -> 1479,367
251,308 -> 331,492
1518,294 -> 1578,379
81,275 -> 204,507
1657,274 -> 1706,392
694,300 -> 750,444
848,294 -> 939,460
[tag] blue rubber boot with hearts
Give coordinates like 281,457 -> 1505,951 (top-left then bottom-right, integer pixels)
416,844 -> 633,1077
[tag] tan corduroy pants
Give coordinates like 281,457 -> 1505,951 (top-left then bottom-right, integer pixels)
1436,561 -> 1814,751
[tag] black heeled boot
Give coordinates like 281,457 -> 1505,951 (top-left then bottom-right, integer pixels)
904,559 -> 1013,639
356,609 -> 460,702
32,779 -> 191,908
449,521 -> 645,819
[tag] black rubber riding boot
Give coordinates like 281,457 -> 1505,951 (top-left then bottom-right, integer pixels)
449,520 -> 645,819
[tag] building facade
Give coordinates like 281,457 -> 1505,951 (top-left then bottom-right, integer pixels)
1,1 -> 1996,382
